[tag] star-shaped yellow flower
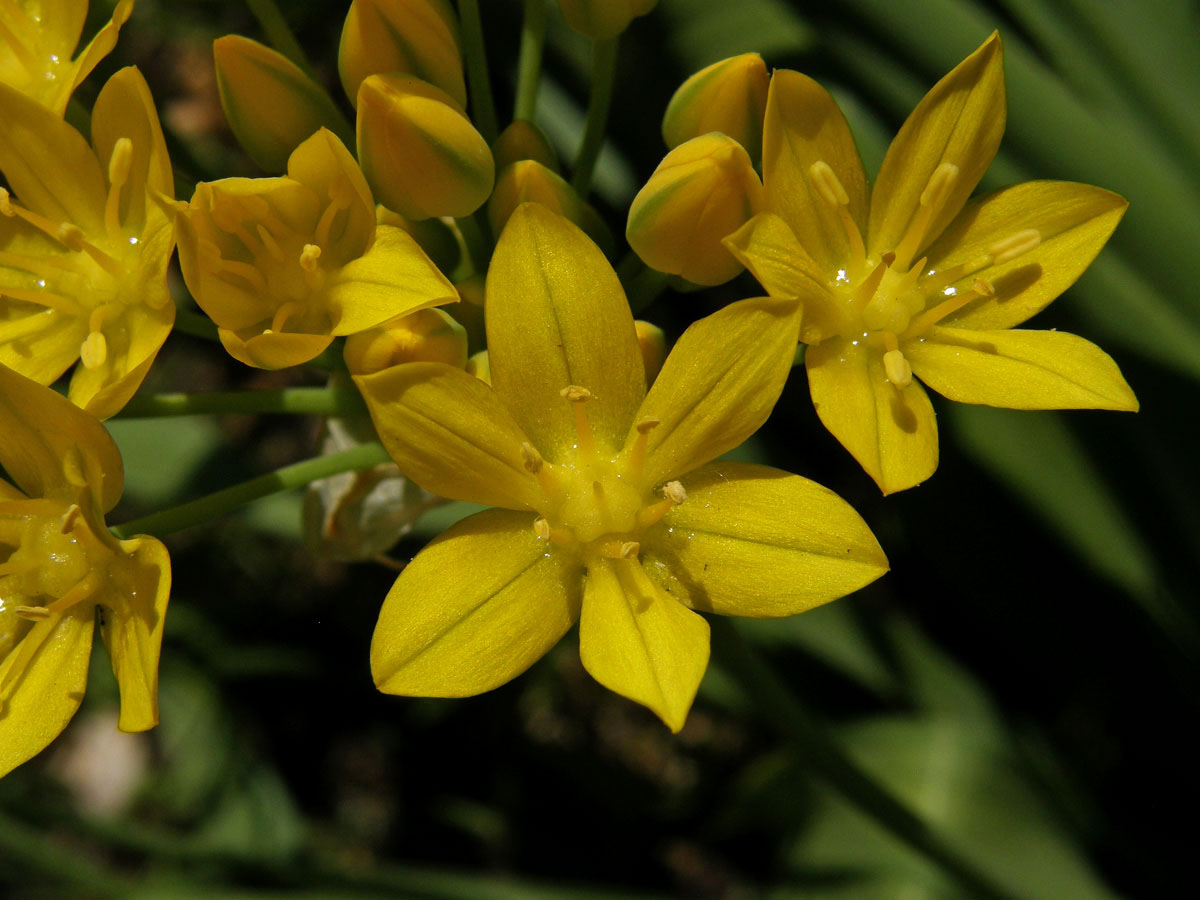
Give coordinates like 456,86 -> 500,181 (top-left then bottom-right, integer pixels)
175,127 -> 459,369
355,204 -> 887,731
0,66 -> 176,420
0,362 -> 171,778
726,34 -> 1138,494
0,0 -> 132,114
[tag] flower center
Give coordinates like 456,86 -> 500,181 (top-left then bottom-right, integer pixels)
808,158 -> 1041,388
196,177 -> 357,336
0,137 -> 152,370
523,386 -> 684,562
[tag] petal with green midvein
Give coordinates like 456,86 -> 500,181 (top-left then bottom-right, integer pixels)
371,509 -> 581,696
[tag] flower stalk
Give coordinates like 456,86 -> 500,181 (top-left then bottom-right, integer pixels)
571,37 -> 618,195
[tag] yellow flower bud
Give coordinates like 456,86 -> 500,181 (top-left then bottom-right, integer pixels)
626,133 -> 765,286
338,0 -> 466,109
662,53 -> 769,162
213,35 -> 350,172
555,0 -> 656,39
489,161 -> 610,251
635,320 -> 666,384
344,308 -> 468,375
492,120 -> 559,172
357,73 -> 495,220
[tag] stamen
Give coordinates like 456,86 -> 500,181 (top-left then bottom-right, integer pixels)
851,252 -> 894,310
533,516 -> 551,541
0,286 -> 85,315
105,137 -> 134,241
902,277 -> 995,338
60,504 -> 82,534
663,481 -> 687,506
16,569 -> 103,620
892,162 -> 959,270
0,187 -> 14,216
561,385 -> 596,458
627,416 -> 660,477
271,301 -> 301,333
15,606 -> 51,621
520,442 -> 543,474
56,223 -> 86,251
256,224 -> 284,261
883,349 -> 912,388
809,160 -> 866,268
988,229 -> 1041,265
314,180 -> 354,248
299,243 -> 322,273
80,331 -> 108,369
57,223 -> 121,276
618,541 -> 640,559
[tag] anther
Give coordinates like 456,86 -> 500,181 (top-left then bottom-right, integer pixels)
107,138 -> 134,188
533,517 -> 551,541
299,243 -> 322,272
80,331 -> 108,369
893,163 -> 961,269
988,229 -> 1041,265
663,481 -> 687,505
521,442 -> 544,474
973,278 -> 995,297
883,349 -> 913,388
562,385 -> 596,458
919,162 -> 959,209
15,606 -> 51,621
809,161 -> 850,207
0,187 -> 13,217
619,541 -> 640,559
560,385 -> 593,403
56,223 -> 86,251
60,504 -> 81,534
636,417 -> 660,434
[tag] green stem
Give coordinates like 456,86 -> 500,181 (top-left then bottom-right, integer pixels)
457,209 -> 493,275
709,618 -> 1026,900
246,0 -> 316,78
514,0 -> 547,123
457,0 -> 499,143
571,37 -> 619,195
172,308 -> 219,342
112,442 -> 391,539
0,811 -> 133,898
115,385 -> 364,419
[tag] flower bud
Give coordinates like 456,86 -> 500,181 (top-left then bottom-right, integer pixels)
489,161 -> 609,251
662,53 -> 768,162
492,120 -> 559,172
213,35 -> 350,172
344,308 -> 468,375
626,133 -> 764,286
555,0 -> 656,40
338,0 -> 466,109
357,73 -> 494,220
635,320 -> 666,384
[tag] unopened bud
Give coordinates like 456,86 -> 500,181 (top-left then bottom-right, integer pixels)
489,160 -> 609,248
662,53 -> 768,162
492,120 -> 559,172
627,133 -> 764,286
555,0 -> 656,39
635,320 -> 666,384
343,307 -> 468,375
357,73 -> 494,220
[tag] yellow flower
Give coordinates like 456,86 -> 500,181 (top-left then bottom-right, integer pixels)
0,0 -> 132,114
726,33 -> 1138,495
0,66 -> 176,420
0,362 -> 171,778
356,204 -> 887,731
176,127 -> 459,369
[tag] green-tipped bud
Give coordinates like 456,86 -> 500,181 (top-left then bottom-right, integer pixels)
338,0 -> 466,109
555,0 -> 657,39
213,35 -> 350,172
627,133 -> 764,286
662,53 -> 768,162
357,73 -> 494,220
343,308 -> 468,375
489,160 -> 610,251
492,120 -> 559,172
635,320 -> 666,384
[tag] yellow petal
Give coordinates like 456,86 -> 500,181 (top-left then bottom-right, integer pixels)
371,508 -> 581,696
338,0 -> 466,108
59,0 -> 134,116
806,337 -> 938,494
906,326 -> 1139,411
641,461 -> 888,617
355,361 -> 544,510
761,68 -> 867,273
0,613 -> 94,778
868,33 -> 1005,260
218,328 -> 334,370
214,35 -> 350,173
286,128 -> 376,264
723,212 -> 844,342
325,226 -> 457,338
90,66 -> 174,241
579,557 -> 709,733
0,81 -> 106,232
0,301 -> 87,386
0,361 -> 124,509
487,204 -> 645,462
29,0 -> 88,58
633,296 -> 802,487
926,182 -> 1127,330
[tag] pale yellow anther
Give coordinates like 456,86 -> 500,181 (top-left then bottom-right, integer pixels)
663,481 -> 687,505
0,187 -> 13,217
635,417 -> 661,434
810,160 -> 850,207
973,278 -> 995,297
619,541 -> 640,559
56,223 -> 85,251
919,162 -> 959,209
560,385 -> 593,403
521,442 -> 544,474
299,243 -> 323,272
988,229 -> 1041,265
533,517 -> 551,541
15,606 -> 51,621
80,331 -> 108,369
60,504 -> 81,534
883,348 -> 913,388
107,137 -> 134,188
